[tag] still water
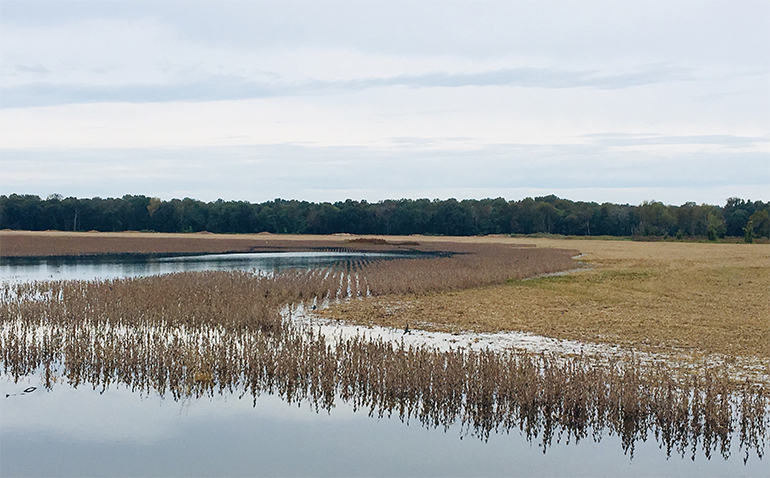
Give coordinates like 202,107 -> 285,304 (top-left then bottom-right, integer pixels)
1,253 -> 767,477
3,376 -> 765,478
0,251 -> 407,283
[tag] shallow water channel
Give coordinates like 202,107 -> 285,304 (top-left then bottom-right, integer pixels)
0,251 -> 407,283
1,252 -> 767,477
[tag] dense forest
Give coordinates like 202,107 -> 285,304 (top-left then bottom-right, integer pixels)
1,194 -> 768,240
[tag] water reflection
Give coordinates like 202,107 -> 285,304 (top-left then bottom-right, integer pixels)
0,251 -> 410,283
3,375 -> 766,478
2,316 -> 767,467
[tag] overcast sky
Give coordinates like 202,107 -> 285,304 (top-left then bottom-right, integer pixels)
1,0 -> 768,206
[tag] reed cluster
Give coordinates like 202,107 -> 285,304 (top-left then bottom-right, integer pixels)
359,242 -> 578,296
2,316 -> 767,462
0,231 -> 365,257
1,244 -> 767,461
1,268 -> 351,334
1,244 -> 576,331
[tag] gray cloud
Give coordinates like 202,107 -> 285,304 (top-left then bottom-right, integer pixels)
2,1 -> 766,207
13,64 -> 51,75
1,65 -> 694,108
583,133 -> 770,149
4,1 -> 768,66
0,76 -> 275,108
340,65 -> 692,90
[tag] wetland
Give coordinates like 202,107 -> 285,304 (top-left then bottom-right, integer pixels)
1,231 -> 768,476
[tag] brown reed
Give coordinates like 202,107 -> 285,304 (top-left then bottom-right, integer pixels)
2,316 -> 766,461
359,242 -> 577,296
0,230 -> 419,257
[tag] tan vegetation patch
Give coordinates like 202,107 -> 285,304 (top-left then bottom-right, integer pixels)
321,239 -> 770,360
0,230 -> 354,256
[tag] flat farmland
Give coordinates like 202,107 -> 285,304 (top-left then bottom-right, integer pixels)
0,230 -> 360,256
320,237 -> 770,360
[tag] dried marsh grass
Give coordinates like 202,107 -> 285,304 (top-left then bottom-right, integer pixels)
361,243 -> 577,296
2,317 -> 767,461
0,230 -> 419,257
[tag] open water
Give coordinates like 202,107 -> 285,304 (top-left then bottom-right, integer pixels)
0,251 -> 409,283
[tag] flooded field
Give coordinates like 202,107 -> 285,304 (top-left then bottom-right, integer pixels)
2,245 -> 768,476
0,250 -> 417,283
3,374 -> 766,478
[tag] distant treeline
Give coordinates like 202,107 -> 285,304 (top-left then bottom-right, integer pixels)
1,194 -> 769,240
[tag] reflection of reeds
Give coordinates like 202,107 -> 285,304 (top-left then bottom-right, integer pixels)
2,318 -> 767,461
1,245 -> 767,462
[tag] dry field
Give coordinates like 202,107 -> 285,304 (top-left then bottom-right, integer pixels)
320,238 -> 770,360
0,230 -> 370,256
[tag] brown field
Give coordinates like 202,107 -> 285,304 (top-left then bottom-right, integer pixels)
322,238 -> 770,360
0,230 -> 370,256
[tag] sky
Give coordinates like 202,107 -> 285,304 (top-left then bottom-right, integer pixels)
1,0 -> 768,206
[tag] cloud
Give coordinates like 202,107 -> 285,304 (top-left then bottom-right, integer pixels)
1,1 -> 767,206
583,133 -> 770,149
14,64 -> 51,75
1,65 -> 696,108
0,76 -> 276,108
339,65 -> 693,91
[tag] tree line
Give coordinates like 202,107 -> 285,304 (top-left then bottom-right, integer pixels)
1,194 -> 768,240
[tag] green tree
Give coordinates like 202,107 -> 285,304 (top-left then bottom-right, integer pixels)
307,203 -> 340,234
748,210 -> 770,238
743,220 -> 755,243
535,201 -> 560,234
707,213 -> 726,241
638,201 -> 675,236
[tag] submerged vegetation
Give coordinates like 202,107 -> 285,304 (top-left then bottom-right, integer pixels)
1,243 -> 768,462
3,317 -> 768,462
